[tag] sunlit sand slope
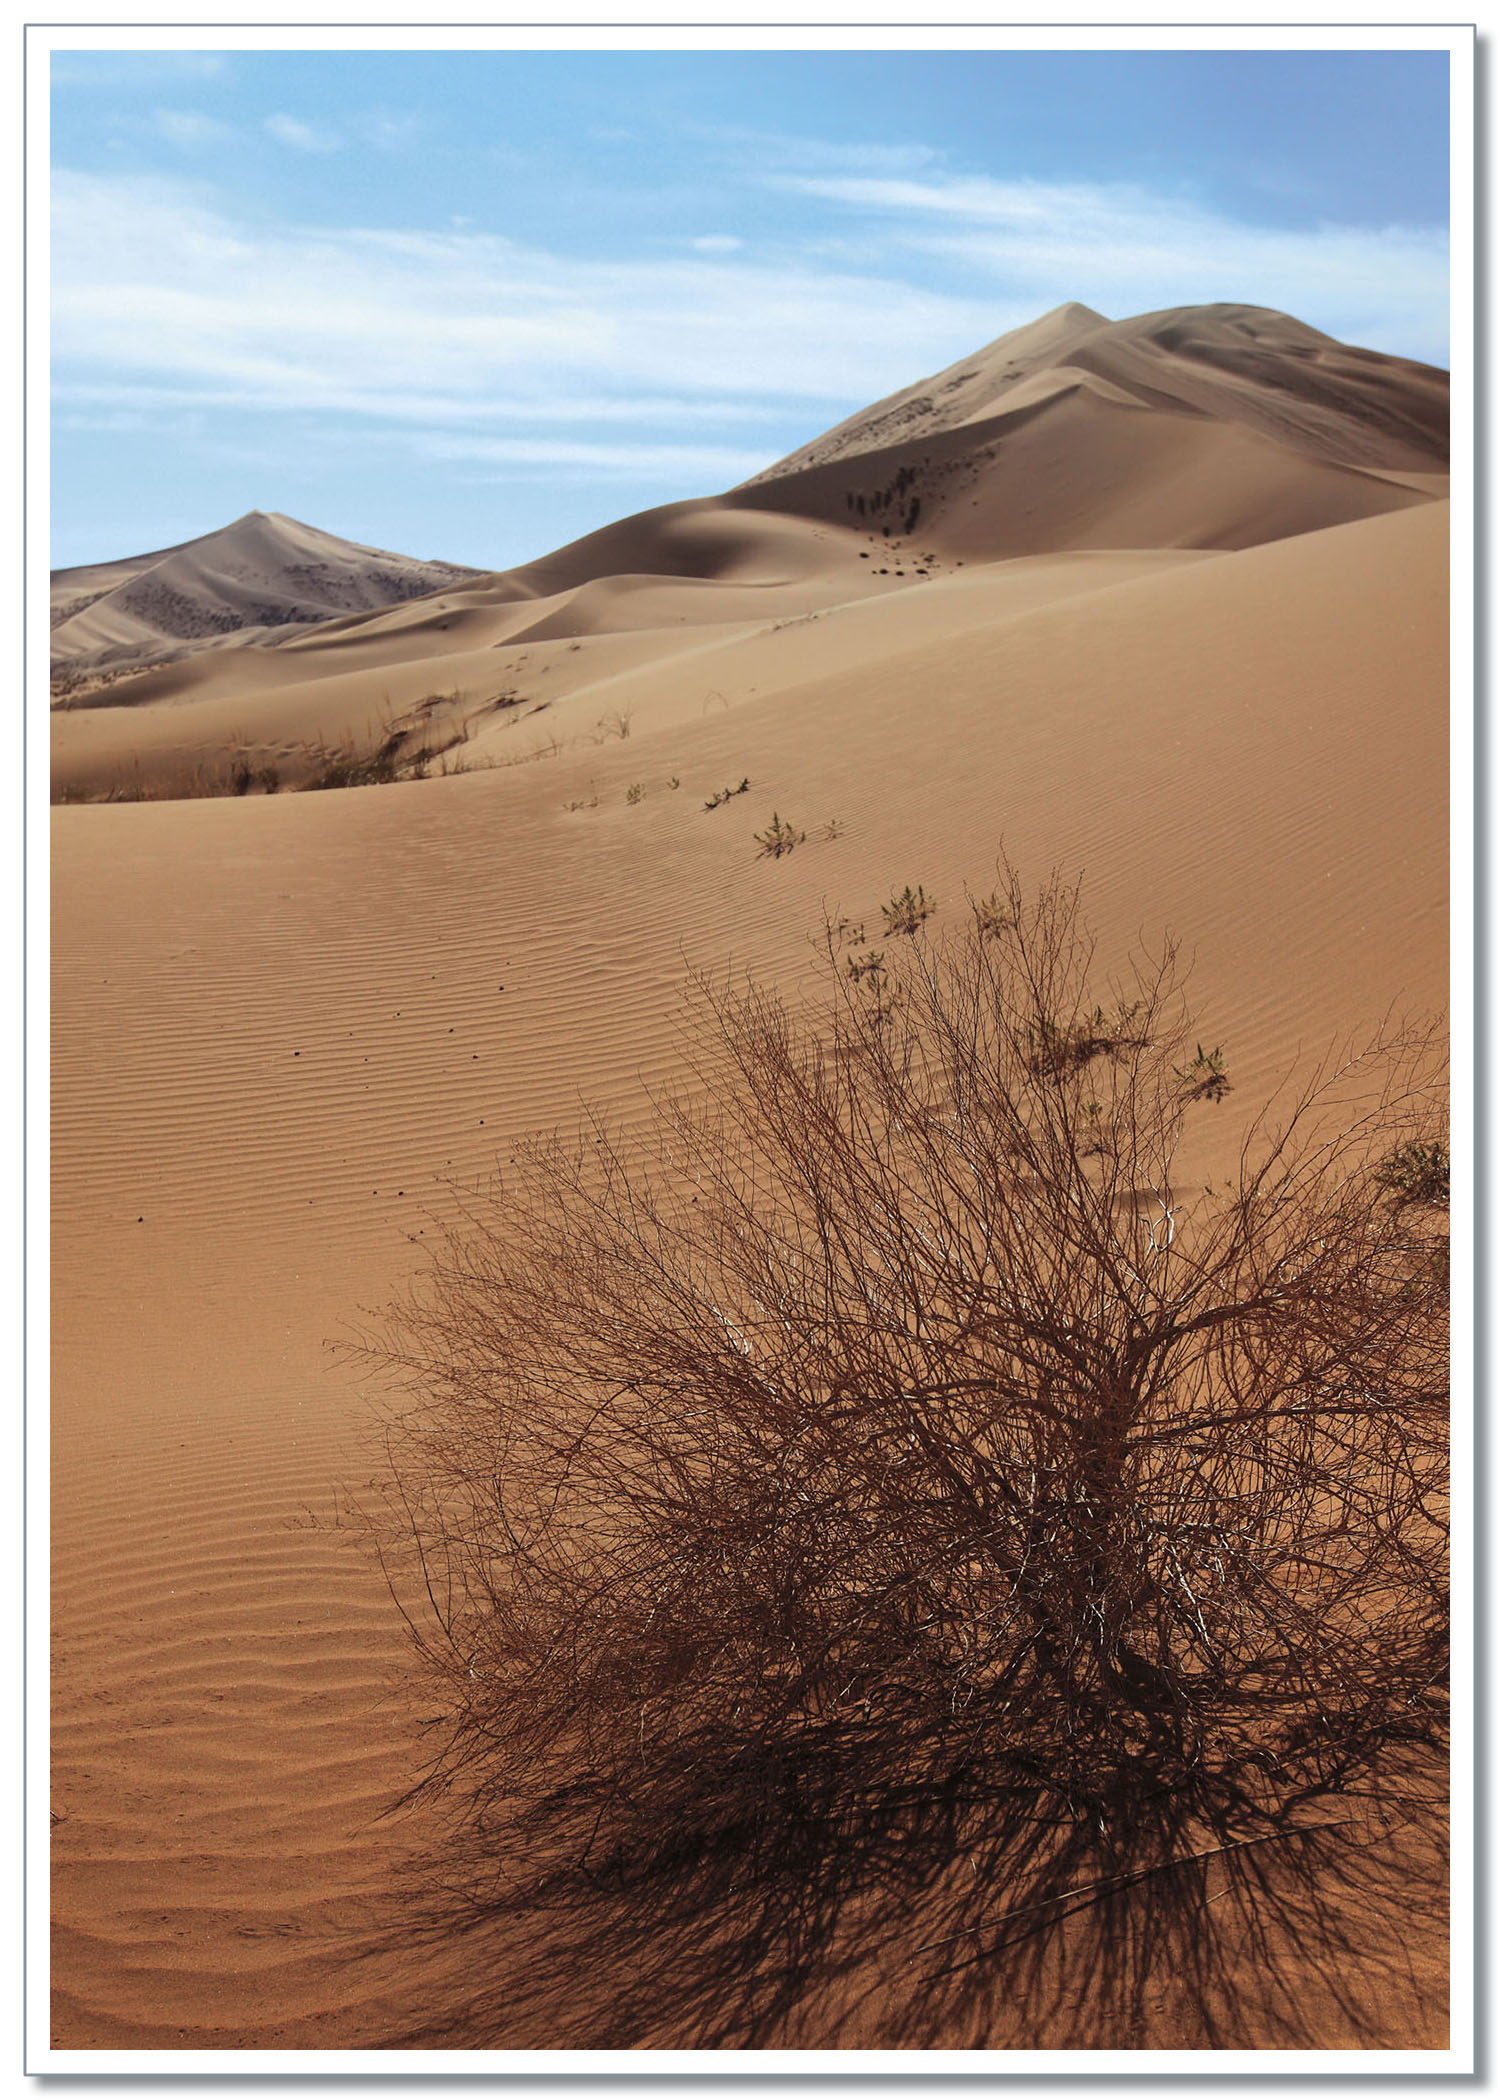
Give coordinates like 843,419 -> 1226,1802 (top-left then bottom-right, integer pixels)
52,496 -> 1447,2048
747,300 -> 1448,480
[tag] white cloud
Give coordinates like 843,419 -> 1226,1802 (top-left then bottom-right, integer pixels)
417,434 -> 772,481
56,378 -> 796,430
49,152 -> 1449,512
778,172 -> 1449,364
264,113 -> 339,155
50,170 -> 1004,423
349,110 -> 421,152
151,106 -> 230,150
711,127 -> 941,178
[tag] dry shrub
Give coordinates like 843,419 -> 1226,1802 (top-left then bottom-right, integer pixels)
363,864 -> 1448,2029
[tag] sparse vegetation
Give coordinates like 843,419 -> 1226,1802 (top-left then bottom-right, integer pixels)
625,782 -> 645,805
971,888 -> 1013,940
882,883 -> 938,935
1176,1042 -> 1231,1102
1375,1137 -> 1450,1208
754,813 -> 804,858
364,863 -> 1448,2030
302,729 -> 407,792
704,779 -> 751,811
1027,1000 -> 1148,1080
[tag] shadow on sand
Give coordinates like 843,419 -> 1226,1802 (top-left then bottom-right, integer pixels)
364,1731 -> 1447,2051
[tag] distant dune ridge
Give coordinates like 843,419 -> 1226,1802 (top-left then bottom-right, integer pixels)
50,301 -> 1447,804
52,300 -> 1451,2049
51,509 -> 482,684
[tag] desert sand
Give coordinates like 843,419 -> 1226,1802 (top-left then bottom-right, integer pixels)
51,304 -> 1451,2051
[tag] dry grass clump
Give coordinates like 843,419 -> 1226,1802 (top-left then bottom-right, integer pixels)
882,882 -> 937,935
754,813 -> 804,858
363,864 -> 1448,2032
971,887 -> 1014,941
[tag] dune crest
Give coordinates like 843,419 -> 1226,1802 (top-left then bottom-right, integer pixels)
744,300 -> 1449,480
51,510 -> 481,686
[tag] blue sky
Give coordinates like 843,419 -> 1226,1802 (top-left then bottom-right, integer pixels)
50,47 -> 1452,572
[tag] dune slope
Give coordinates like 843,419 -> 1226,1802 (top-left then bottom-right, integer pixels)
745,300 -> 1450,480
52,494 -> 1449,2050
52,511 -> 480,685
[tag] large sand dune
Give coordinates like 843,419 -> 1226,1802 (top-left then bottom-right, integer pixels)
50,305 -> 1451,2052
51,510 -> 481,686
746,299 -> 1450,479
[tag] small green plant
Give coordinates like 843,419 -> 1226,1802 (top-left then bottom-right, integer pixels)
882,884 -> 937,936
1078,1097 -> 1112,1157
704,779 -> 751,811
563,795 -> 599,812
626,782 -> 645,805
668,776 -> 681,791
1375,1138 -> 1449,1207
844,947 -> 901,1025
972,889 -> 1013,941
1027,1002 -> 1148,1081
1175,1043 -> 1230,1102
819,817 -> 845,841
754,813 -> 804,859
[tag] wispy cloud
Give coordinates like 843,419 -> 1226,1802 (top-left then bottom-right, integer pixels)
348,109 -> 420,152
417,433 -> 773,482
777,171 -> 1449,363
265,113 -> 340,154
712,127 -> 942,178
56,377 -> 797,430
49,141 -> 1449,534
151,106 -> 231,149
51,170 -> 1007,425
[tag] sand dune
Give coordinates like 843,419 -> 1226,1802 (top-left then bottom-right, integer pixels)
747,300 -> 1450,480
51,305 -> 1451,2053
51,510 -> 480,686
51,302 -> 1446,806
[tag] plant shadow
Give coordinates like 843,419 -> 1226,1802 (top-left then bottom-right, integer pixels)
366,1734 -> 1447,2051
